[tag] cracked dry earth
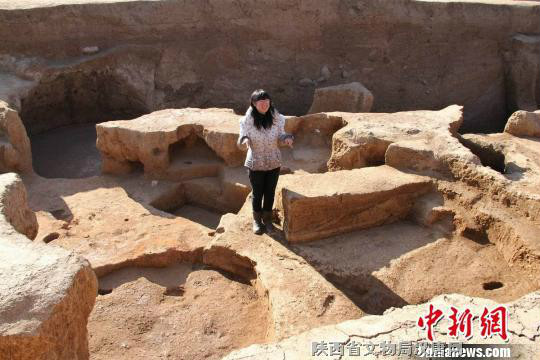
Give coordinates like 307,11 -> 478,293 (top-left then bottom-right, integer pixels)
22,106 -> 540,360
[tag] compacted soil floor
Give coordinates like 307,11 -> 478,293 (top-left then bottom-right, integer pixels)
172,205 -> 223,230
89,264 -> 269,360
31,124 -> 101,178
292,221 -> 537,314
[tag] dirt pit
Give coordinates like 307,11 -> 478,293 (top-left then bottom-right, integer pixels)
90,263 -> 268,360
171,205 -> 223,230
281,144 -> 331,173
30,124 -> 101,178
166,135 -> 225,181
291,221 -> 536,314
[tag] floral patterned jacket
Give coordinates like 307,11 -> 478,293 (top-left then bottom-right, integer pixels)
237,108 -> 294,171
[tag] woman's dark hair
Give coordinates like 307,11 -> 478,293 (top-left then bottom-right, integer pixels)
250,89 -> 276,130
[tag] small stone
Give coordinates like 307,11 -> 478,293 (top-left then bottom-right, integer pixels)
308,81 -> 374,113
298,78 -> 315,87
320,65 -> 331,80
81,46 -> 99,54
504,110 -> 540,137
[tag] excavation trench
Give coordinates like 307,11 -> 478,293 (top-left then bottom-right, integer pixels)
16,81 -> 540,358
30,123 -> 102,178
20,68 -> 150,179
26,102 -> 347,181
459,135 -> 506,174
24,119 -> 540,300
91,259 -> 269,360
286,183 -> 539,316
20,69 -> 148,136
3,2 -> 540,358
149,177 -> 247,229
291,219 -> 537,315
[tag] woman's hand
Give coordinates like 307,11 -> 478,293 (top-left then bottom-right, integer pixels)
237,136 -> 251,151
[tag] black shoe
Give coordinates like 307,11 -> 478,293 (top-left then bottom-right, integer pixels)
252,211 -> 265,235
262,211 -> 275,233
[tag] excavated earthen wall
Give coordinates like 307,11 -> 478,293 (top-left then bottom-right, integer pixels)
0,0 -> 539,134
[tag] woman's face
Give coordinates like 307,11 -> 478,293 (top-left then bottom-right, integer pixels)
254,99 -> 270,114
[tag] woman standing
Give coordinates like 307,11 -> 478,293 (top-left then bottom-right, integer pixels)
237,89 -> 294,235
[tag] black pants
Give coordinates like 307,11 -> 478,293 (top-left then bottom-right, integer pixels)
248,167 -> 280,212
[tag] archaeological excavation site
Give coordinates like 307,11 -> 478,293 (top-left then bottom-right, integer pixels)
1,0 -> 540,359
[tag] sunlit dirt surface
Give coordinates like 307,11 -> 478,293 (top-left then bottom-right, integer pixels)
89,264 -> 268,360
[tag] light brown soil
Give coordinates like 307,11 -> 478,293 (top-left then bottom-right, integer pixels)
292,221 -> 537,314
89,264 -> 269,360
98,263 -> 193,293
381,234 -> 536,306
281,144 -> 331,173
22,121 -> 540,359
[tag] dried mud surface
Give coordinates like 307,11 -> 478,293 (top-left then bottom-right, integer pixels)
89,265 -> 268,360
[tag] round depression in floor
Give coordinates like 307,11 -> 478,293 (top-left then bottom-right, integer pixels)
89,263 -> 269,360
31,124 -> 101,178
